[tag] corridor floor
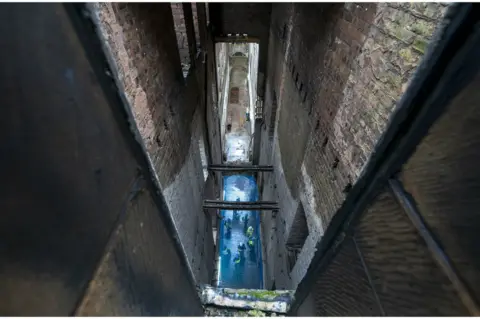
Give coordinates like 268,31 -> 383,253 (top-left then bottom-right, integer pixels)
217,174 -> 263,289
217,123 -> 263,289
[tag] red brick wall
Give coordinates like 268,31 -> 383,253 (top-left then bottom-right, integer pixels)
93,3 -> 216,285
259,2 -> 448,289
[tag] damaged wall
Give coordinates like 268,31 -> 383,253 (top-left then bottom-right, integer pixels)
258,2 -> 448,290
91,3 -> 216,284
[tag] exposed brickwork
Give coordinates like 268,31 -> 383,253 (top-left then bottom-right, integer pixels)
95,3 -> 190,187
93,3 -> 215,284
332,3 -> 448,179
258,2 -> 447,290
91,1 -> 448,293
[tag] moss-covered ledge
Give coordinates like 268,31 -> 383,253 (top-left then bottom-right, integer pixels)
199,285 -> 294,314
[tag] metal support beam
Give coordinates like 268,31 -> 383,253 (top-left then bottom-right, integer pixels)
203,200 -> 278,211
204,200 -> 277,205
207,164 -> 273,172
214,35 -> 260,43
203,204 -> 278,211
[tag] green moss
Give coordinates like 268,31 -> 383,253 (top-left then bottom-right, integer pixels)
411,21 -> 432,36
247,310 -> 266,317
234,289 -> 282,300
390,25 -> 415,44
399,48 -> 414,63
387,73 -> 402,88
413,38 -> 428,54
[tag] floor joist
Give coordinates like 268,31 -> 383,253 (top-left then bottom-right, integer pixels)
203,200 -> 279,211
208,164 -> 274,172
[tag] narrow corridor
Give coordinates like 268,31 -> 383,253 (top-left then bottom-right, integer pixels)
217,174 -> 263,289
217,43 -> 263,289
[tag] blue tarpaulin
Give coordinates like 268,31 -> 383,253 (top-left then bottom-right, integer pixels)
217,174 -> 263,289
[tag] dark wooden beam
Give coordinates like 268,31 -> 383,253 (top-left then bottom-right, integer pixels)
203,200 -> 278,211
204,200 -> 277,205
207,164 -> 273,172
214,35 -> 260,43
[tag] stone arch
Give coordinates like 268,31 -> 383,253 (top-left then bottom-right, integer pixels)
232,51 -> 246,57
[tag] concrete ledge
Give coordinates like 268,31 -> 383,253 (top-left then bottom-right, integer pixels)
199,285 -> 294,313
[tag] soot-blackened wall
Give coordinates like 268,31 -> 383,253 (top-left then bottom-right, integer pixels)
92,3 -> 216,285
259,3 -> 447,290
0,3 -> 203,315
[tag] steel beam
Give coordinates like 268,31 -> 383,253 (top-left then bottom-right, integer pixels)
214,35 -> 260,43
203,200 -> 278,211
207,164 -> 273,172
203,205 -> 278,211
204,200 -> 277,205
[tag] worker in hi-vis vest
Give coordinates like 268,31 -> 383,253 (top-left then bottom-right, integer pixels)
246,225 -> 254,238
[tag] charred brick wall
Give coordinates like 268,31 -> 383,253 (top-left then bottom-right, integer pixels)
92,3 -> 215,284
259,2 -> 448,290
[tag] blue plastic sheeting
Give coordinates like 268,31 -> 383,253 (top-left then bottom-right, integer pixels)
217,174 -> 263,289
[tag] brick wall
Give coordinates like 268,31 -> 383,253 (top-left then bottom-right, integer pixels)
92,3 -> 214,284
259,2 -> 447,290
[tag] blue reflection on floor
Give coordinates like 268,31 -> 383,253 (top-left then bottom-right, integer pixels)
217,174 -> 263,289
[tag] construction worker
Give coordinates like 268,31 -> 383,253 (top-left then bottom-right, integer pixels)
233,253 -> 241,264
246,225 -> 254,238
241,214 -> 249,231
237,243 -> 247,256
224,218 -> 232,230
224,218 -> 232,238
247,238 -> 255,248
233,210 -> 240,221
223,247 -> 231,257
